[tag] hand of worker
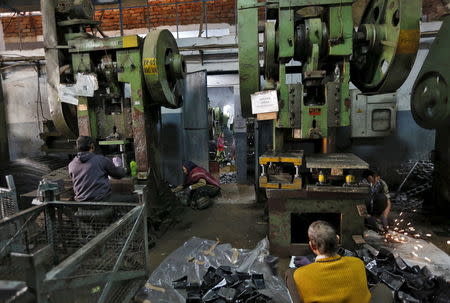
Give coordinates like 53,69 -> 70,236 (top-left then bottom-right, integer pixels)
172,185 -> 183,193
184,186 -> 192,195
112,156 -> 123,167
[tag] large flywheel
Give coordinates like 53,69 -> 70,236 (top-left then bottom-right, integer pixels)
351,0 -> 421,93
142,29 -> 186,108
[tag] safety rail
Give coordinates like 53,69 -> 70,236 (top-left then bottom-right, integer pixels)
0,201 -> 149,303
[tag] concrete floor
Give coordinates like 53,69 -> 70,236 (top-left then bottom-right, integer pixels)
149,183 -> 268,273
148,183 -> 449,279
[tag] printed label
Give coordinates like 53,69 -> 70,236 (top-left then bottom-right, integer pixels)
309,108 -> 321,115
143,58 -> 158,75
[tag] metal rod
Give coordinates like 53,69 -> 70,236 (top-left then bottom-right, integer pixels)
0,204 -> 45,227
118,0 -> 124,36
0,210 -> 42,258
44,270 -> 146,293
98,206 -> 144,303
47,201 -> 138,207
0,56 -> 45,62
176,3 -> 179,39
397,161 -> 419,192
204,0 -> 208,38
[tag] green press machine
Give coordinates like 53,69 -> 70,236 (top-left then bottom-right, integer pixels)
237,0 -> 422,255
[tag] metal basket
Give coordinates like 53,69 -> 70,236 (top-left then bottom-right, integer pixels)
0,175 -> 18,220
0,201 -> 149,303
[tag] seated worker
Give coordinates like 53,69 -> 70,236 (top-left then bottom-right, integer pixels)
286,221 -> 371,303
362,169 -> 392,231
172,161 -> 220,209
68,136 -> 126,202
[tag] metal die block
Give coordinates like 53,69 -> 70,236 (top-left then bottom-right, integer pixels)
267,190 -> 365,257
259,152 -> 304,189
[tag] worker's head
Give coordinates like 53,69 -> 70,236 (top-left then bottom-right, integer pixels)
308,220 -> 339,257
182,161 -> 197,175
76,136 -> 95,152
362,169 -> 380,185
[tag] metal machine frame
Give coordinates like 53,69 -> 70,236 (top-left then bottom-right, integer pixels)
237,0 -> 422,256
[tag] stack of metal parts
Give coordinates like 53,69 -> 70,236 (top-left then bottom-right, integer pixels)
356,245 -> 450,302
172,266 -> 272,302
220,172 -> 237,184
393,161 -> 434,212
0,201 -> 149,302
0,156 -> 69,200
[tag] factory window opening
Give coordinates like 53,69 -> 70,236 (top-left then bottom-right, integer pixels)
290,212 -> 342,244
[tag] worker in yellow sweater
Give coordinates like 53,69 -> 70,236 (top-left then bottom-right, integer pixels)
286,221 -> 371,303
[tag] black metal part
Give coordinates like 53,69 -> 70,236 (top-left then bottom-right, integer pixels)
217,287 -> 236,302
251,274 -> 265,290
174,266 -> 273,303
379,271 -> 405,291
186,291 -> 202,303
173,275 -> 188,289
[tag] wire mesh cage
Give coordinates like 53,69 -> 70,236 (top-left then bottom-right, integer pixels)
0,175 -> 18,220
0,201 -> 149,303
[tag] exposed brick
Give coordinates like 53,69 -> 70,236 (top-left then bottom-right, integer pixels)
2,0 -> 446,39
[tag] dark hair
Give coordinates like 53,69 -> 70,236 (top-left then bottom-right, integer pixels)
76,136 -> 94,152
362,169 -> 379,179
308,221 -> 338,256
182,161 -> 197,172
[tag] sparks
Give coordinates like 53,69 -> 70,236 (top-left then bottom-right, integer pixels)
399,212 -> 403,216
412,252 -> 418,257
426,234 -> 432,237
418,244 -> 423,248
424,257 -> 431,262
414,246 -> 419,250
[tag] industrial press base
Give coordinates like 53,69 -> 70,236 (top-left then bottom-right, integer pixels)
267,189 -> 366,257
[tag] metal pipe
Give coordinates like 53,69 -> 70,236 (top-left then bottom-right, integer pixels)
118,0 -> 124,36
397,161 -> 419,192
0,56 -> 45,62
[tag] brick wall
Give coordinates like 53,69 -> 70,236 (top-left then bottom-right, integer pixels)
423,0 -> 448,21
1,0 -> 448,40
1,0 -> 236,40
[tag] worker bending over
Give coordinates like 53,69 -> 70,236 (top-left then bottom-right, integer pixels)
286,221 -> 372,303
69,136 -> 126,202
362,169 -> 392,231
173,161 -> 220,209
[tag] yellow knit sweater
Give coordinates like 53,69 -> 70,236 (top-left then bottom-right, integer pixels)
293,255 -> 371,303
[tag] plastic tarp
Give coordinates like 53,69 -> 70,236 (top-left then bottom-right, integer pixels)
136,237 -> 292,302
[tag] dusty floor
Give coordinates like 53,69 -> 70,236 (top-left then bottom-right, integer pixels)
149,184 -> 268,273
148,183 -> 449,278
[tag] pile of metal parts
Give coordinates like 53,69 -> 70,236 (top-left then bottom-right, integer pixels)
0,193 -> 149,302
0,156 -> 69,199
172,266 -> 272,302
135,237 -> 291,303
393,161 -> 434,212
220,172 -> 237,184
356,245 -> 450,302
